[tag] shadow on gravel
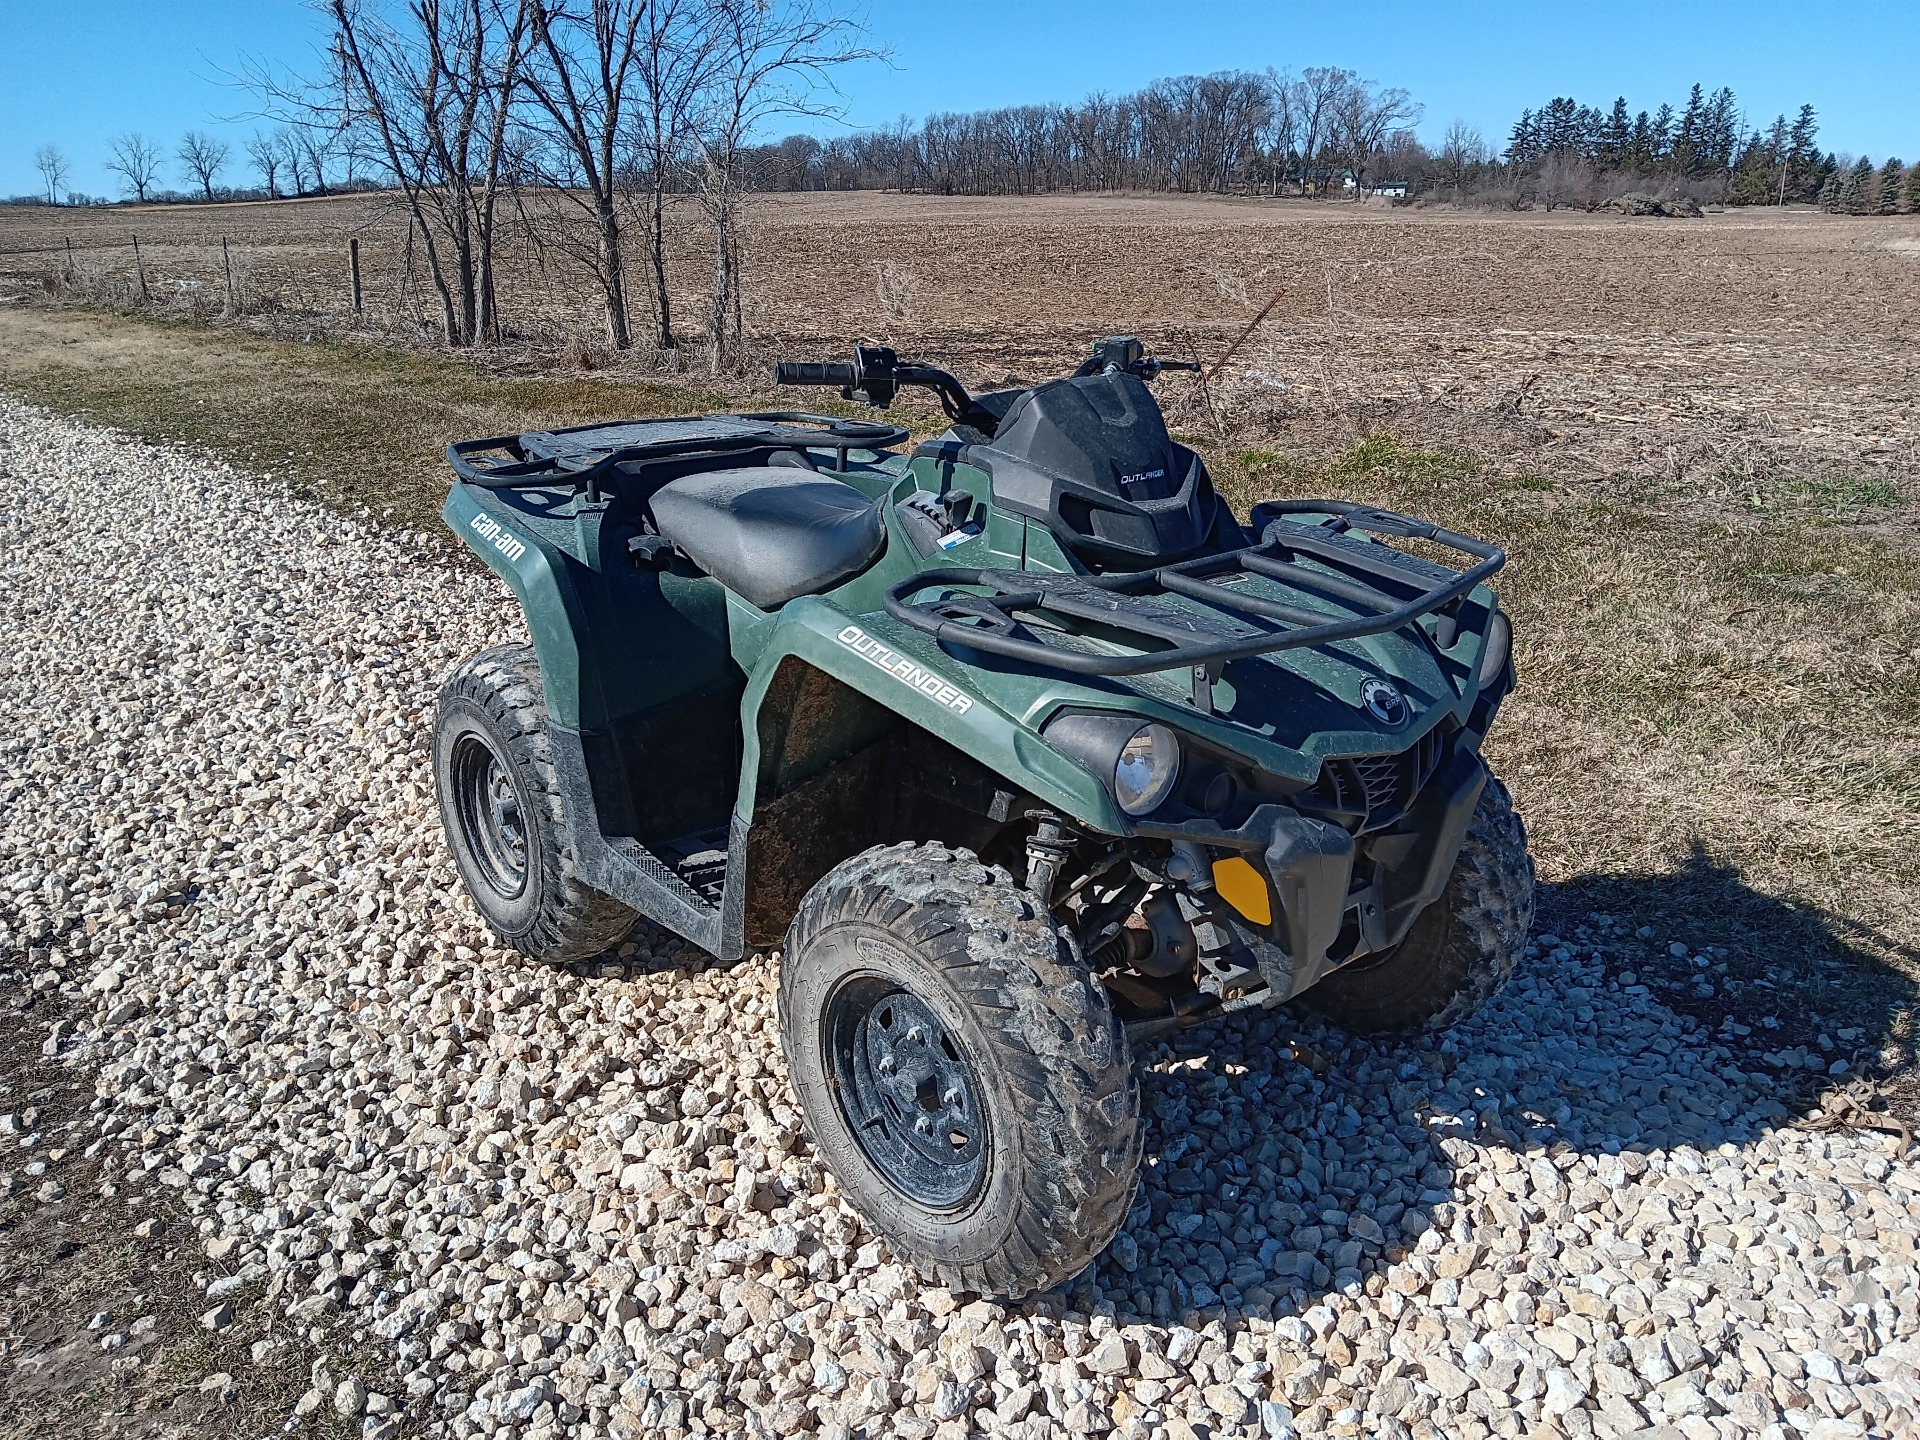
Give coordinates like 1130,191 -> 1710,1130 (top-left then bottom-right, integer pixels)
1039,856 -> 1919,1336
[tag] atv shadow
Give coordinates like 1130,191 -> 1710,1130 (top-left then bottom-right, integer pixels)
1057,847 -> 1919,1331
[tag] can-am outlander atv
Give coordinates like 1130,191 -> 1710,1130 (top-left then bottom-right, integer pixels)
432,337 -> 1532,1299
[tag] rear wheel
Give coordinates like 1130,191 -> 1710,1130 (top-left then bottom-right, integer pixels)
1303,774 -> 1534,1036
433,645 -> 638,965
780,843 -> 1141,1299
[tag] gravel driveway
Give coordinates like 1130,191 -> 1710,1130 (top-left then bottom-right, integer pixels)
2,396 -> 1917,1440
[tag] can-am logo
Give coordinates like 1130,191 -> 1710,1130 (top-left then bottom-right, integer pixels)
467,512 -> 527,564
1360,677 -> 1408,725
836,626 -> 974,714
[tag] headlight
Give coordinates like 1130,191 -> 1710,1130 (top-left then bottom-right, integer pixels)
1114,725 -> 1181,815
1043,713 -> 1183,817
1478,610 -> 1512,684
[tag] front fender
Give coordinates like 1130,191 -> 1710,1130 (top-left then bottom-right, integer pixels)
733,599 -> 1128,836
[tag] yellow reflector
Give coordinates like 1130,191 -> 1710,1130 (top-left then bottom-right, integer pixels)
1211,857 -> 1272,927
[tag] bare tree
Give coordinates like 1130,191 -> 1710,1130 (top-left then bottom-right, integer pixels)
292,124 -> 339,196
318,0 -> 530,346
1537,152 -> 1594,212
516,0 -> 651,350
1329,77 -> 1420,196
1438,119 -> 1487,202
625,0 -> 716,351
105,131 -> 164,202
246,131 -> 282,197
1291,67 -> 1351,196
178,130 -> 232,201
691,0 -> 869,373
1261,69 -> 1297,195
273,128 -> 309,196
33,145 -> 69,205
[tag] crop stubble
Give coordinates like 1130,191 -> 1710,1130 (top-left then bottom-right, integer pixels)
3,192 -> 1916,483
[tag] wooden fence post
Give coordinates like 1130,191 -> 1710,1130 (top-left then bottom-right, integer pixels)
131,233 -> 150,304
348,237 -> 362,317
221,236 -> 235,317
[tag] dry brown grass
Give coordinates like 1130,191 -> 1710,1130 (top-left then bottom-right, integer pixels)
2,191 -> 1916,1099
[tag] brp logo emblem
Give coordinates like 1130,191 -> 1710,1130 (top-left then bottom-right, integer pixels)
1360,678 -> 1408,725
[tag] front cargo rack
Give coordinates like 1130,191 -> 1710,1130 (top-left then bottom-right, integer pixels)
883,501 -> 1503,711
447,412 -> 910,493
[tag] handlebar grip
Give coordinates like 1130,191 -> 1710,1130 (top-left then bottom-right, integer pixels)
774,361 -> 856,387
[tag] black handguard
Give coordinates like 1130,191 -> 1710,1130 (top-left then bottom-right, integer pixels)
773,361 -> 856,387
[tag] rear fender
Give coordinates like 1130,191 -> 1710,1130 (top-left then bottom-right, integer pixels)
443,484 -> 600,728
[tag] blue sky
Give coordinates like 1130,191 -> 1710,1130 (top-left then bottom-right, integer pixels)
4,1 -> 1916,199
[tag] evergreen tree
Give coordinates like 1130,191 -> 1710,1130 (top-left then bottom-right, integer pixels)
1729,126 -> 1783,207
1703,87 -> 1740,177
1600,98 -> 1631,170
1674,84 -> 1706,174
1907,163 -> 1920,214
1818,172 -> 1840,212
1538,97 -> 1584,157
1785,105 -> 1821,203
1650,103 -> 1676,169
1629,111 -> 1653,171
1879,160 -> 1905,215
1840,156 -> 1874,214
1507,109 -> 1538,168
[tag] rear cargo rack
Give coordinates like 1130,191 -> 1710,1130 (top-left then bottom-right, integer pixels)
447,412 -> 910,493
882,501 -> 1503,711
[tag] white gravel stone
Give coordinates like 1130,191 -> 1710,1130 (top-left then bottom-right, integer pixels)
333,1377 -> 367,1417
3,397 -> 1919,1440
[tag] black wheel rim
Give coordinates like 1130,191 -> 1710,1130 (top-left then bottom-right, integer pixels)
450,732 -> 529,901
824,973 -> 988,1210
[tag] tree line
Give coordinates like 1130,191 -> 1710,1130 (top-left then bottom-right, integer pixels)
742,68 -> 1420,198
1499,88 -> 1919,213
15,36 -> 1918,360
736,71 -> 1918,219
25,127 -> 362,209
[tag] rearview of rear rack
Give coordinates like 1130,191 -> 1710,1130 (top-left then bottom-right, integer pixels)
882,501 -> 1504,711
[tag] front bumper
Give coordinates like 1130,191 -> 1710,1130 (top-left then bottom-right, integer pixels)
1227,739 -> 1488,1001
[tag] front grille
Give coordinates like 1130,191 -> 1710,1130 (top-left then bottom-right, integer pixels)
1300,727 -> 1446,833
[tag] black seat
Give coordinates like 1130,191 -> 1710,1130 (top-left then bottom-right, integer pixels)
649,468 -> 886,610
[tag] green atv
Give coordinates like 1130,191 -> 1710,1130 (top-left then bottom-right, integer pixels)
432,337 -> 1532,1299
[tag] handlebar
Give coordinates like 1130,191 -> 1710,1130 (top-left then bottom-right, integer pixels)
772,336 -> 1200,440
772,361 -> 856,387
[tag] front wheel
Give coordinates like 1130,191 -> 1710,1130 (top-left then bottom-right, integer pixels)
779,843 -> 1141,1299
1302,773 -> 1534,1036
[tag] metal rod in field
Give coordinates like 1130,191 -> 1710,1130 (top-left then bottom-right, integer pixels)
221,236 -> 234,317
131,233 -> 149,304
349,237 -> 362,317
1204,286 -> 1288,382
